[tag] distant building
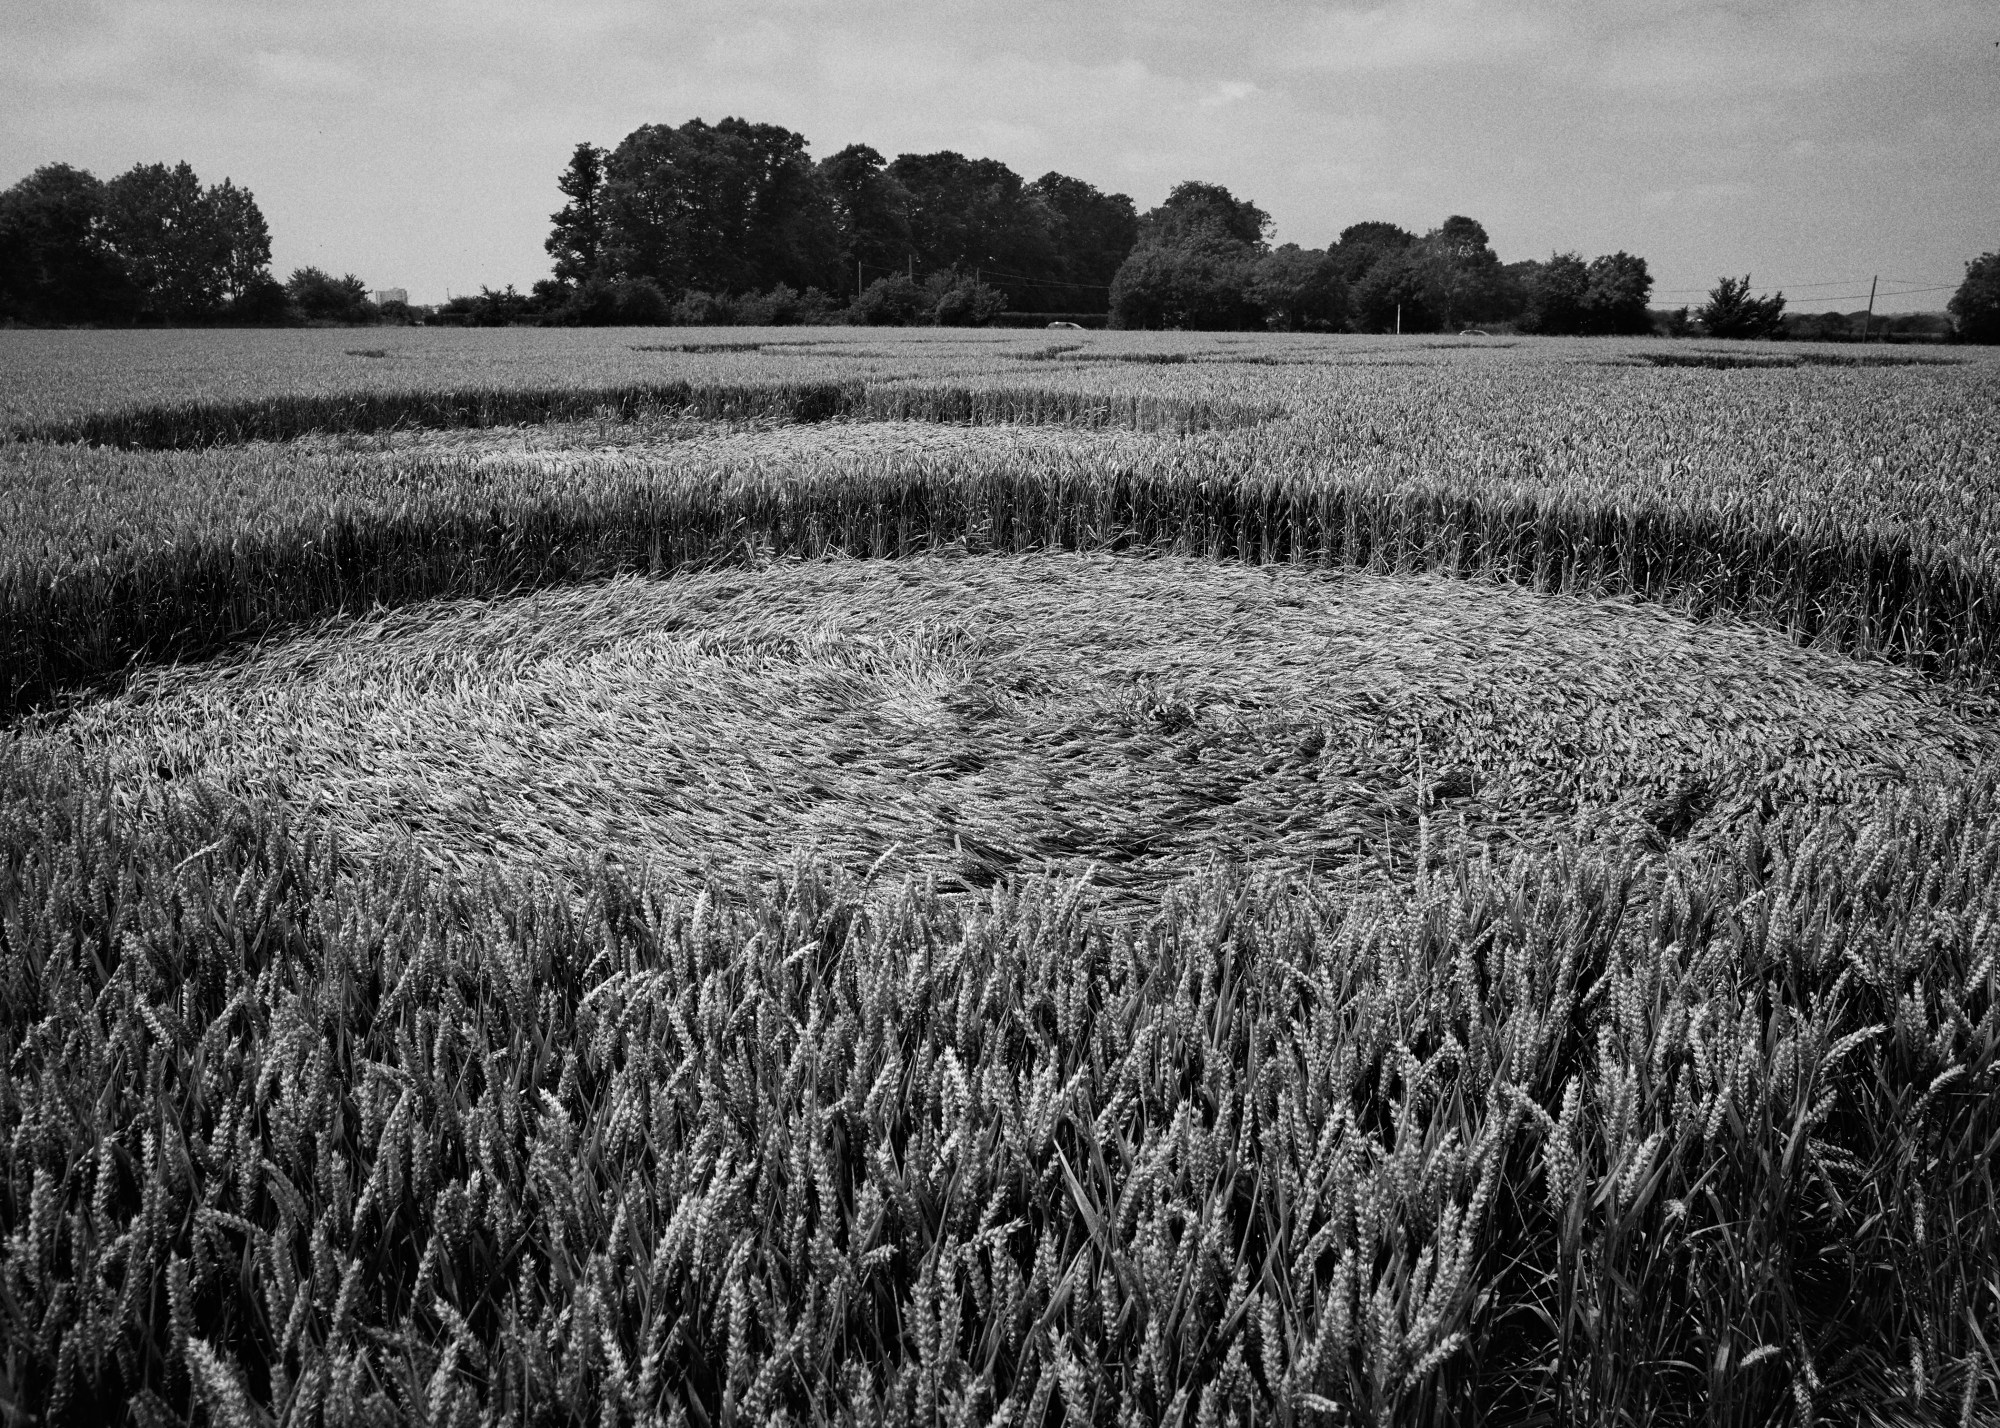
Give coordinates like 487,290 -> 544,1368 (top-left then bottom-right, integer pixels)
371,288 -> 408,307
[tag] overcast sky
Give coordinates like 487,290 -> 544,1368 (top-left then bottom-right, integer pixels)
3,0 -> 1995,310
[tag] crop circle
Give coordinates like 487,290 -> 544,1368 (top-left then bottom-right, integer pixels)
51,551 -> 1998,895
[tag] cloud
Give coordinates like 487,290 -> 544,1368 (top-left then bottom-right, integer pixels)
1200,80 -> 1260,108
1641,181 -> 1753,212
1282,0 -> 1551,72
251,49 -> 360,94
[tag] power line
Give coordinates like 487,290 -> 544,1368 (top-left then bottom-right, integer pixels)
1768,283 -> 1958,305
1654,275 -> 1960,296
857,257 -> 1114,291
956,264 -> 1114,290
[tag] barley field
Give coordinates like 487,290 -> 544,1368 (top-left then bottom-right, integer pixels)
3,327 -> 1999,1426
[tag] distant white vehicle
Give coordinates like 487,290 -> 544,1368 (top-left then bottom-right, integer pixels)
1046,320 -> 1083,329
1459,328 -> 1490,337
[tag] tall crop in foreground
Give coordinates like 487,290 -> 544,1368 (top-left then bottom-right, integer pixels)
2,750 -> 1998,1423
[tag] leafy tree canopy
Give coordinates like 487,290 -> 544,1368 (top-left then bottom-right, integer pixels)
286,267 -> 372,323
102,162 -> 271,319
1023,172 -> 1137,308
1521,252 -> 1590,335
886,151 -> 1056,293
1582,252 -> 1654,335
600,117 -> 842,298
1413,216 -> 1513,330
1328,221 -> 1416,285
1109,244 -> 1255,330
1247,245 -> 1347,331
1,160 -> 271,324
546,143 -> 606,286
548,120 -> 1145,318
816,144 -> 913,288
1949,252 -> 2000,344
1351,250 -> 1441,333
0,163 -> 136,324
1137,180 -> 1270,255
1515,250 -> 1654,336
1698,274 -> 1786,340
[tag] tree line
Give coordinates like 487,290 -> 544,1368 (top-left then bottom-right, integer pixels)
5,132 -> 1997,340
0,162 -> 277,324
527,119 -> 1136,327
0,161 -> 438,328
522,117 -> 1668,334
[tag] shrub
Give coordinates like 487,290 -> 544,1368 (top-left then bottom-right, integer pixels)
851,273 -> 927,325
925,272 -> 1008,326
222,274 -> 293,326
1651,305 -> 1694,338
670,288 -> 734,326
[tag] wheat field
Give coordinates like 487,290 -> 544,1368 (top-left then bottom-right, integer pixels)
4,327 -> 2000,1426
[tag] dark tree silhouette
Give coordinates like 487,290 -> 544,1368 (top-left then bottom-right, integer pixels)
286,267 -> 372,322
1109,245 -> 1255,330
1949,252 -> 2000,344
1023,172 -> 1136,314
1582,252 -> 1654,334
546,143 -> 606,284
0,164 -> 137,323
1698,275 -> 1786,339
1521,252 -> 1590,334
1351,249 -> 1441,332
816,144 -> 913,294
1414,216 -> 1514,329
102,162 -> 271,319
1137,180 -> 1270,253
598,118 -> 841,297
1327,221 -> 1416,286
1247,245 -> 1347,331
885,151 -> 1056,305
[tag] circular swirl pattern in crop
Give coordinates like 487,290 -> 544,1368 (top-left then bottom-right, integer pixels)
45,552 -> 2000,895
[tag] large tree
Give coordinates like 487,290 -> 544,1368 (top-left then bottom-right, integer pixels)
1138,180 -> 1270,254
1413,215 -> 1514,330
1327,221 -> 1416,287
102,162 -> 271,319
1023,172 -> 1136,314
1247,245 -> 1347,331
286,267 -> 372,323
546,143 -> 607,285
1108,244 -> 1253,330
1519,252 -> 1591,335
885,151 -> 1056,303
1351,249 -> 1441,332
1949,251 -> 2000,344
1698,275 -> 1786,339
816,144 -> 913,294
598,117 -> 841,297
1513,250 -> 1652,335
0,164 -> 137,324
1109,179 -> 1269,329
1581,251 -> 1653,335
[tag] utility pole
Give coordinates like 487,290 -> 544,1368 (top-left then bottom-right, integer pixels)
857,259 -> 862,296
1860,275 -> 1877,342
1396,303 -> 1402,336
